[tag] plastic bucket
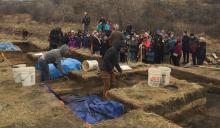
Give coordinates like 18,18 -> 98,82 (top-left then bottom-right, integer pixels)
158,66 -> 171,85
148,67 -> 161,87
12,68 -> 23,84
13,64 -> 26,68
82,60 -> 99,72
20,67 -> 35,87
12,67 -> 35,86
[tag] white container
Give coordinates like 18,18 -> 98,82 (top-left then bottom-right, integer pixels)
21,67 -> 35,87
148,67 -> 161,87
12,67 -> 35,86
82,60 -> 99,72
120,64 -> 132,71
12,68 -> 23,84
158,67 -> 171,85
13,64 -> 26,68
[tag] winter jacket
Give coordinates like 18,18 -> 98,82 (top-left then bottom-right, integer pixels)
189,37 -> 199,53
104,24 -> 111,31
182,35 -> 190,51
68,36 -> 77,48
43,45 -> 69,74
82,16 -> 90,26
99,42 -> 122,73
108,31 -> 124,46
173,45 -> 182,56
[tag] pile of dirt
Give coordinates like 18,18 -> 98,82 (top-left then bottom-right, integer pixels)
94,110 -> 181,128
27,52 -> 45,62
70,48 -> 101,62
108,79 -> 206,119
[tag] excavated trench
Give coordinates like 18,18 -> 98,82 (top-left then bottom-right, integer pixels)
2,42 -> 220,128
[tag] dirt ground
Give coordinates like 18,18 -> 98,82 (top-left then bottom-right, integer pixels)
0,84 -> 84,128
171,66 -> 220,80
176,93 -> 220,128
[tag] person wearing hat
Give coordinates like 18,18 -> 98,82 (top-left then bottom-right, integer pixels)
82,12 -> 91,33
38,45 -> 70,82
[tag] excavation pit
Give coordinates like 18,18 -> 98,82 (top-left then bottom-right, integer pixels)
169,65 -> 220,94
107,78 -> 207,120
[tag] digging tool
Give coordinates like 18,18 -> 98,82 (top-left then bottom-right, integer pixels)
1,53 -> 12,66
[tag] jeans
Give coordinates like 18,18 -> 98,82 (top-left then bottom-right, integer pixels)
38,57 -> 49,81
130,52 -> 137,62
192,52 -> 197,65
83,25 -> 89,33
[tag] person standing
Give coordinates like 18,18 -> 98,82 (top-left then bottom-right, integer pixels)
82,12 -> 91,33
68,30 -> 77,48
154,30 -> 163,64
197,37 -> 207,65
99,41 -> 123,98
172,40 -> 182,66
189,33 -> 199,65
99,24 -> 125,98
182,31 -> 190,64
49,27 -> 63,50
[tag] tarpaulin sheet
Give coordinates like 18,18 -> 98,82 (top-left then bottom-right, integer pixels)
36,58 -> 81,80
0,42 -> 20,51
61,95 -> 124,124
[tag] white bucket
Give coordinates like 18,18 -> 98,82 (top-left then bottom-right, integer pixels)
148,67 -> 161,87
12,68 -> 23,84
13,64 -> 26,68
12,67 -> 35,86
82,60 -> 99,72
21,67 -> 35,87
158,67 -> 171,85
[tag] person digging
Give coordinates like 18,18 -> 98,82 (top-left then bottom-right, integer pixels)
38,44 -> 70,84
99,41 -> 123,99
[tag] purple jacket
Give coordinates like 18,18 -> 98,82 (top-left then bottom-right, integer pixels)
68,37 -> 77,48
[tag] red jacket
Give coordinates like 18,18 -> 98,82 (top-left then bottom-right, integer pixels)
174,45 -> 182,55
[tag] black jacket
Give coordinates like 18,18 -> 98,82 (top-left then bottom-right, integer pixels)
82,16 -> 90,26
182,35 -> 190,51
99,42 -> 122,73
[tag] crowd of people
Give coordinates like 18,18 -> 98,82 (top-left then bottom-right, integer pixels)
43,12 -> 207,98
48,12 -> 207,67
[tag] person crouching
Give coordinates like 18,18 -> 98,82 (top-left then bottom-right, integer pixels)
38,45 -> 70,82
99,42 -> 123,98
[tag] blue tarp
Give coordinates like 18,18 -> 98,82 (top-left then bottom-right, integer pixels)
36,58 -> 81,80
61,95 -> 124,124
0,42 -> 19,51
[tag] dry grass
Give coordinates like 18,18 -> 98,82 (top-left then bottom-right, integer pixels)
94,109 -> 181,128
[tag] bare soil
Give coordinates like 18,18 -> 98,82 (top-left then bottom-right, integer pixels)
0,84 -> 84,128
